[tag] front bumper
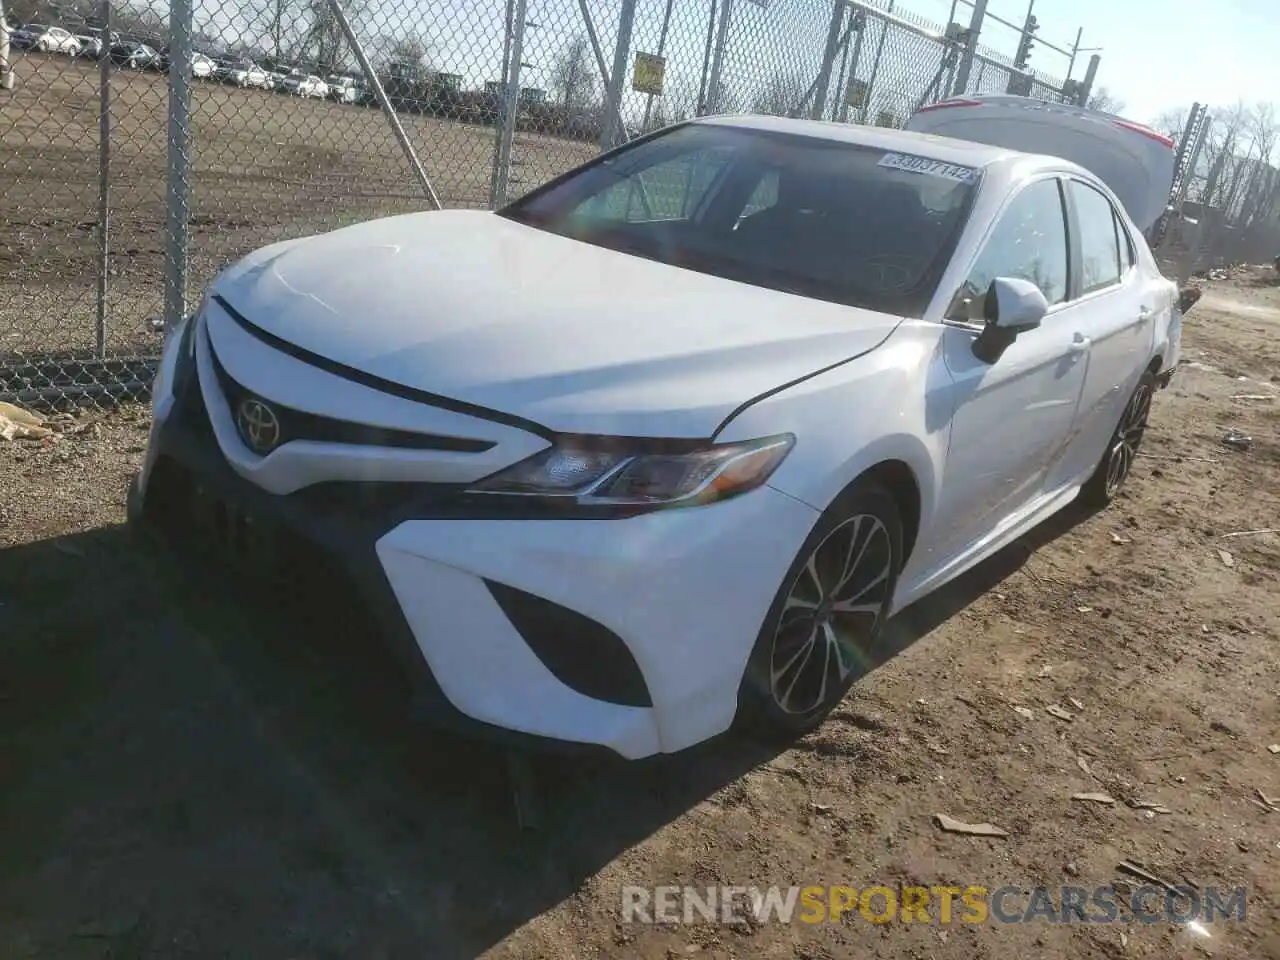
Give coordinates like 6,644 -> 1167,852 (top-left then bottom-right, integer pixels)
133,315 -> 819,758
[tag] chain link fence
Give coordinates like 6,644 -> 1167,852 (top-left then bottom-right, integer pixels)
3,0 -> 1087,410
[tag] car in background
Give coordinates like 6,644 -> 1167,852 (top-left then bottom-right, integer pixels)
326,74 -> 359,103
133,116 -> 1181,759
223,59 -> 270,88
283,73 -> 328,98
108,41 -> 160,70
73,33 -> 102,57
11,24 -> 81,55
190,52 -> 216,78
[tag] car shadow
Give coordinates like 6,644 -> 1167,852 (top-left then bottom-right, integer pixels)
0,501 -> 1095,956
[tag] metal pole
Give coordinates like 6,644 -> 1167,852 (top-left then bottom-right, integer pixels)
1076,52 -> 1099,107
488,0 -> 515,206
164,0 -> 191,334
837,15 -> 866,123
949,0 -> 986,97
860,0 -> 892,123
1065,26 -> 1081,80
599,0 -> 638,150
0,0 -> 13,91
96,0 -> 111,352
494,0 -> 528,205
696,0 -> 719,114
705,0 -> 734,113
327,0 -> 440,209
642,0 -> 677,132
575,0 -> 635,153
810,0 -> 847,120
833,17 -> 852,122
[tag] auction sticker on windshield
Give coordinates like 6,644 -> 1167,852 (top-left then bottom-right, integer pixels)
877,152 -> 979,183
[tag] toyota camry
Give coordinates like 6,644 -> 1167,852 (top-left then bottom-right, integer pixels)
130,115 -> 1182,759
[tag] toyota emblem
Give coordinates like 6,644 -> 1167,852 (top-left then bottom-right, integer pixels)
235,397 -> 281,455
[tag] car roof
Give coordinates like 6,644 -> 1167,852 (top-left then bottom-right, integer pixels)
692,114 -> 1021,169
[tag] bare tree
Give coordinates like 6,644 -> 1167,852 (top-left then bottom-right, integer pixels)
751,71 -> 807,117
382,34 -> 431,79
246,0 -> 308,62
1086,86 -> 1125,115
1152,106 -> 1189,141
551,36 -> 597,116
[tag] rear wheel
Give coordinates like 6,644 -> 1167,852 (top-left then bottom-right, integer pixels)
737,483 -> 901,739
1080,369 -> 1156,507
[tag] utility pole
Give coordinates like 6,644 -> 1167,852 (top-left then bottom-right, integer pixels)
949,0 -> 986,98
1013,1 -> 1038,71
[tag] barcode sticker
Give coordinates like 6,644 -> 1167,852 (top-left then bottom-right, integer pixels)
877,152 -> 980,182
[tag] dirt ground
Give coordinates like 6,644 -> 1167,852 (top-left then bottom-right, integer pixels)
1,53 -> 594,363
2,267 -> 1278,959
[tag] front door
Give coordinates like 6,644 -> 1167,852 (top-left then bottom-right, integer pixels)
930,176 -> 1089,564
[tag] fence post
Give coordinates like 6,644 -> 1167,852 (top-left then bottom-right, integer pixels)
599,0 -> 638,150
488,0 -> 516,207
1076,53 -> 1099,107
0,0 -> 13,91
949,0 -> 986,97
705,0 -> 735,113
164,0 -> 193,332
641,0 -> 677,132
96,0 -> 112,355
327,0 -> 440,209
836,12 -> 866,122
494,0 -> 529,206
810,0 -> 847,121
859,0 -> 893,123
575,0 -> 633,151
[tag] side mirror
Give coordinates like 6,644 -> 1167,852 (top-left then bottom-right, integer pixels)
972,277 -> 1049,363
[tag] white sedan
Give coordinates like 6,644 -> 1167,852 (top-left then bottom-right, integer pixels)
15,24 -> 81,55
227,61 -> 270,88
131,116 -> 1181,759
283,73 -> 328,98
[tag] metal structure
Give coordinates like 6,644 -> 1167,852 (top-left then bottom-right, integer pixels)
31,0 -> 1265,413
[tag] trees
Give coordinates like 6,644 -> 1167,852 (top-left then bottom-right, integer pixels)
750,71 -> 807,118
1086,86 -> 1125,115
551,35 -> 597,116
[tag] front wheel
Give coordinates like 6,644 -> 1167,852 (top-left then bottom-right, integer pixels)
736,483 -> 902,740
1080,369 -> 1156,507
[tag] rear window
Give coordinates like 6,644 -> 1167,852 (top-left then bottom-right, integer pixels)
499,124 -> 979,317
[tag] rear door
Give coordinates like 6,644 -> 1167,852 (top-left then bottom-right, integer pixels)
1047,178 -> 1154,488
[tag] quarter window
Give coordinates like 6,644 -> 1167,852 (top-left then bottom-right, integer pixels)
1069,181 -> 1122,293
952,178 -> 1069,321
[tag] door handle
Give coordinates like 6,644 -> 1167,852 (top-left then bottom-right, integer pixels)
1069,333 -> 1090,355
1138,305 -> 1154,320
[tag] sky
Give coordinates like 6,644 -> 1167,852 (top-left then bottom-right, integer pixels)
187,0 -> 1280,129
907,0 -> 1280,124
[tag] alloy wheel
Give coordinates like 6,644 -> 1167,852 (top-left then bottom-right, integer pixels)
1105,381 -> 1152,498
769,513 -> 892,715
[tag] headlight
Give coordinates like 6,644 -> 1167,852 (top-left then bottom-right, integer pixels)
468,434 -> 794,509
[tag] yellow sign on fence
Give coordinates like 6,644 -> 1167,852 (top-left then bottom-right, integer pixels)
632,52 -> 666,95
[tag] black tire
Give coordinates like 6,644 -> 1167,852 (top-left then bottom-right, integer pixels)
1079,368 -> 1156,508
736,482 -> 902,740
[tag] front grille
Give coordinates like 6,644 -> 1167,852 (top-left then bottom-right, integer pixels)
208,345 -> 495,454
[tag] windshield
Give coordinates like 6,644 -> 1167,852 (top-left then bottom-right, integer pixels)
498,123 -> 979,316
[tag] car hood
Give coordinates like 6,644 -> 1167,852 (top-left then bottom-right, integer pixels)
212,210 -> 903,437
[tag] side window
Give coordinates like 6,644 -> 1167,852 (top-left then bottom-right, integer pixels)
1116,213 -> 1135,272
952,178 -> 1069,321
1068,181 -> 1122,293
575,147 -> 733,223
740,169 -> 779,218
